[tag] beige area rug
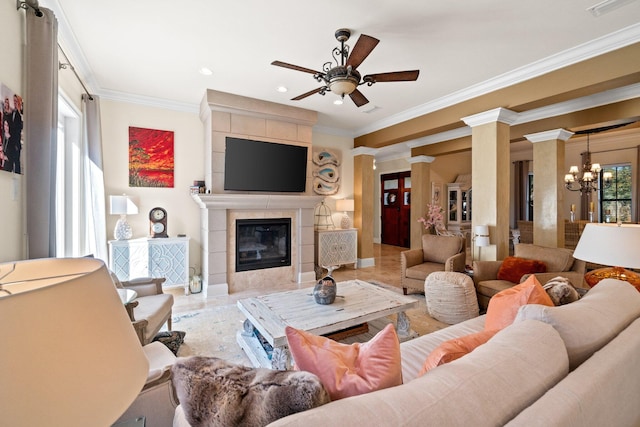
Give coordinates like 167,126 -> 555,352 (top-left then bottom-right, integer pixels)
173,281 -> 449,366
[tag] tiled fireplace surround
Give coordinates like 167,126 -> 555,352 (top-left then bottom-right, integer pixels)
193,90 -> 322,295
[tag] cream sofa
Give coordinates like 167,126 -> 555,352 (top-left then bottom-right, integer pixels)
171,279 -> 640,426
256,279 -> 640,427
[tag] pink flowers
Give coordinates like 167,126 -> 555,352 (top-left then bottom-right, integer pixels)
418,203 -> 444,229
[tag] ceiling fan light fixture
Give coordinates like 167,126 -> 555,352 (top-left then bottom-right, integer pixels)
329,78 -> 357,96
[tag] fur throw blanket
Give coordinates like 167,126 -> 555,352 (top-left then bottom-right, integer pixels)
543,276 -> 581,306
171,356 -> 330,427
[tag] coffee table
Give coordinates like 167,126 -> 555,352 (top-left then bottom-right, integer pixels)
236,279 -> 419,369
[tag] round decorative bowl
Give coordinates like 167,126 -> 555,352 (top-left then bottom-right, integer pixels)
313,276 -> 337,305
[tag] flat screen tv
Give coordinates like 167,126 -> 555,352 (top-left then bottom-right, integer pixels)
224,137 -> 308,192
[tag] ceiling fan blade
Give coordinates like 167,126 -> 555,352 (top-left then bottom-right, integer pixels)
346,34 -> 379,69
271,60 -> 323,75
364,70 -> 420,83
291,87 -> 324,101
349,89 -> 369,107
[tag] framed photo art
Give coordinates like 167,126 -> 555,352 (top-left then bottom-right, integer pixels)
1,83 -> 24,174
128,126 -> 174,188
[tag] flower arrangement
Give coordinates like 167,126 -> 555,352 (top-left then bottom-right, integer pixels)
418,203 -> 444,231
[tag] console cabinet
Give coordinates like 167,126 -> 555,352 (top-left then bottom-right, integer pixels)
447,183 -> 472,236
109,237 -> 189,287
315,229 -> 357,269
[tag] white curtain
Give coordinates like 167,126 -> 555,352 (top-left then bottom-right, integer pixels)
26,8 -> 58,259
80,94 -> 107,261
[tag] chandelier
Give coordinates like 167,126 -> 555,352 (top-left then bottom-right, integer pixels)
564,132 -> 612,194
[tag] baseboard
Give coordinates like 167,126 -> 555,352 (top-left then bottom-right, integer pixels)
299,270 -> 316,283
205,282 -> 229,296
358,258 -> 375,268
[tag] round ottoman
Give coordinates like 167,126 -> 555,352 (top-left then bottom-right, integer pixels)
424,271 -> 479,324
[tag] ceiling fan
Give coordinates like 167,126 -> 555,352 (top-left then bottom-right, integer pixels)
271,28 -> 419,107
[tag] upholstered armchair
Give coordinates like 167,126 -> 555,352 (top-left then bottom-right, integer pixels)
473,243 -> 586,311
400,234 -> 466,294
116,341 -> 179,427
112,275 -> 174,345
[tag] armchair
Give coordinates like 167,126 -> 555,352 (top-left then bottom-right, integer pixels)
473,243 -> 586,310
116,341 -> 179,427
114,275 -> 174,345
400,234 -> 466,294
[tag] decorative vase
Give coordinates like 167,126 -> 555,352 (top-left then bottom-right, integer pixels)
313,276 -> 337,305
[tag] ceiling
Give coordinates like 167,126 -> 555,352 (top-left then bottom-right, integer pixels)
40,0 -> 640,141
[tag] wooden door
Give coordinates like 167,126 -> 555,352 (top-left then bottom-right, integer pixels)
381,172 -> 411,247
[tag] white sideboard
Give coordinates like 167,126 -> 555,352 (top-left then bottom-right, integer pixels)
314,228 -> 357,270
109,236 -> 189,287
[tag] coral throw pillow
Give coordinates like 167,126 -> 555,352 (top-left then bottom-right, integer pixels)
485,275 -> 554,331
285,323 -> 402,401
497,256 -> 547,283
418,329 -> 498,376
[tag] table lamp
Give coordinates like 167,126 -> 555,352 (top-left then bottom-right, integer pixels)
472,225 -> 490,265
110,194 -> 139,240
573,223 -> 640,291
0,258 -> 149,427
336,199 -> 354,229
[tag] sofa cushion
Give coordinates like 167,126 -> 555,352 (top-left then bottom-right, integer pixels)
485,275 -> 553,331
514,244 -> 575,272
268,320 -> 569,427
515,278 -> 640,370
417,329 -> 498,376
285,323 -> 402,401
422,234 -> 464,264
425,271 -> 479,324
400,315 -> 486,382
405,262 -> 446,281
497,256 -> 547,283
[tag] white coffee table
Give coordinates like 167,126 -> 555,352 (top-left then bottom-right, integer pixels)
236,279 -> 419,369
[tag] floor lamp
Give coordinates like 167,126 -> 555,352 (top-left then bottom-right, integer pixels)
0,258 -> 149,427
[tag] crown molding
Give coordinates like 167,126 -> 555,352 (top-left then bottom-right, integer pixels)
355,23 -> 640,136
524,129 -> 575,143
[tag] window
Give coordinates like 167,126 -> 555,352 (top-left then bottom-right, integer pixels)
600,163 -> 632,223
55,94 -> 82,257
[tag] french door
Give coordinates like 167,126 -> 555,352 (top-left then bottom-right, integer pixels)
381,171 -> 411,247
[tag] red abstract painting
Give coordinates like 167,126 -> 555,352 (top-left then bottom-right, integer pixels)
129,126 -> 174,188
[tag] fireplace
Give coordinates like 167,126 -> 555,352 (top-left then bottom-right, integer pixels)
236,218 -> 291,272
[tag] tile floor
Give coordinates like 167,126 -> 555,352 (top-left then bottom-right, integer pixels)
168,243 -> 408,316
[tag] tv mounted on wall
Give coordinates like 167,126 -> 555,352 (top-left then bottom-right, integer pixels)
224,137 -> 308,192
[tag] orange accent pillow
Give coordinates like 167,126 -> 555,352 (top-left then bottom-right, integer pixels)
485,275 -> 554,331
285,323 -> 402,401
418,329 -> 498,376
497,256 -> 547,283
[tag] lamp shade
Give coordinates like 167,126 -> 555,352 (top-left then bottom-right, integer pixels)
110,194 -> 139,215
0,258 -> 149,427
474,225 -> 489,237
336,199 -> 354,212
573,223 -> 640,269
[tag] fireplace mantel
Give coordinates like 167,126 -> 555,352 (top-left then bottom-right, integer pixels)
192,194 -> 323,210
193,193 -> 323,295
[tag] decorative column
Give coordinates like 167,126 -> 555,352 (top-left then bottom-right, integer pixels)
524,129 -> 573,248
352,147 -> 376,268
407,155 -> 435,249
462,108 -> 518,261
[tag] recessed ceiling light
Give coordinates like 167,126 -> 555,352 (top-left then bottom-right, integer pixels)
333,98 -> 344,105
276,86 -> 288,93
199,67 -> 213,76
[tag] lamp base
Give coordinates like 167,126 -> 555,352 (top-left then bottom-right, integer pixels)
114,215 -> 133,240
340,213 -> 352,229
585,266 -> 640,292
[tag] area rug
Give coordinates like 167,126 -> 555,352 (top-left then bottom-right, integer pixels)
172,281 -> 449,366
